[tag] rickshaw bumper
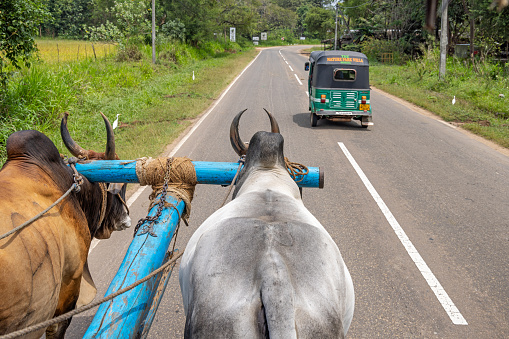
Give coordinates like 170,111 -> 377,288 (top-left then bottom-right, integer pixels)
361,116 -> 374,126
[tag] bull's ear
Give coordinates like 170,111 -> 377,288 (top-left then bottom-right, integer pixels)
76,261 -> 97,308
107,183 -> 124,195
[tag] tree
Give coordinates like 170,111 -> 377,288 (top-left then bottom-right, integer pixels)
159,0 -> 218,46
0,0 -> 49,91
304,6 -> 334,39
258,1 -> 298,33
472,0 -> 509,60
84,0 -> 151,45
41,0 -> 93,38
217,0 -> 258,40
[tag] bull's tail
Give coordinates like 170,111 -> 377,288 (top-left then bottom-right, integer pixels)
257,251 -> 297,339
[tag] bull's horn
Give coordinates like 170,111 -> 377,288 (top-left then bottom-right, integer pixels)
61,112 -> 90,159
100,112 -> 116,160
263,108 -> 280,133
230,109 -> 249,156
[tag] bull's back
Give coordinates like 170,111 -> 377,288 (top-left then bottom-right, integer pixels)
0,173 -> 85,336
181,217 -> 353,338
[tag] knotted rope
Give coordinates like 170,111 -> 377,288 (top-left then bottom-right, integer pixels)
136,157 -> 197,224
284,157 -> 309,183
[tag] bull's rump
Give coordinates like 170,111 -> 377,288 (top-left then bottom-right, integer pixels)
181,217 -> 353,338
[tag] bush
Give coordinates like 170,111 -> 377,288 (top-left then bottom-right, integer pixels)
360,37 -> 407,64
158,43 -> 192,66
116,45 -> 143,62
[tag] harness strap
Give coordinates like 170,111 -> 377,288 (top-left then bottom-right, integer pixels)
97,183 -> 108,229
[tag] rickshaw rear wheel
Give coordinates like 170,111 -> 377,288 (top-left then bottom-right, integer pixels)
310,113 -> 318,127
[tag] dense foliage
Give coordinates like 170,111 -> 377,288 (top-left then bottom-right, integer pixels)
0,0 -> 49,90
1,0 -> 507,58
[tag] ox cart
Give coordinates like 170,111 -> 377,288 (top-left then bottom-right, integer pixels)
79,158 -> 323,338
0,110 -> 325,338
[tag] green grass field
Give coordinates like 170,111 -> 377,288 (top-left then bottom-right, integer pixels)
0,39 -> 256,164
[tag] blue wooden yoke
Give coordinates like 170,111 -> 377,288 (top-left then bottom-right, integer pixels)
84,194 -> 184,338
73,160 -> 324,188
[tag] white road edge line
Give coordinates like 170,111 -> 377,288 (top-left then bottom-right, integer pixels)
294,74 -> 302,86
89,50 -> 264,253
337,142 -> 468,326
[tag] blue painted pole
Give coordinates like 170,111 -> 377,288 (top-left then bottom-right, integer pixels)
83,194 -> 184,338
73,160 -> 324,188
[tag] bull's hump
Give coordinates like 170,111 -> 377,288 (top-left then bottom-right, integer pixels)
6,130 -> 61,163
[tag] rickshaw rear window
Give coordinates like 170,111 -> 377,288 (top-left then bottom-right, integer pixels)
334,69 -> 356,81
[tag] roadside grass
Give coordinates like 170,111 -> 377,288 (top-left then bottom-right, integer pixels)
0,41 -> 257,164
52,50 -> 258,160
369,53 -> 509,148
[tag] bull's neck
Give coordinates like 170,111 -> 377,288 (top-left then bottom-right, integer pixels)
236,168 -> 300,199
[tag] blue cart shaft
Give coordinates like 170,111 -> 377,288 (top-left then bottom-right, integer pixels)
73,160 -> 324,188
84,194 -> 184,338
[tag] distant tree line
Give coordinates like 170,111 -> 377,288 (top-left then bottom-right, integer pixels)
2,0 -> 509,85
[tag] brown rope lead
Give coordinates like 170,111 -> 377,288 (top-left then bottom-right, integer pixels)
0,250 -> 184,339
220,157 -> 245,208
284,157 -> 309,183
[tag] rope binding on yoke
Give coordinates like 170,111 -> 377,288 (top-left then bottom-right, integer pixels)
134,157 -> 197,237
284,157 -> 309,183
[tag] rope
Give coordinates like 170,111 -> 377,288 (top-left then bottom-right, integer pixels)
0,250 -> 184,339
220,157 -> 245,208
0,183 -> 79,241
284,157 -> 309,183
136,157 -> 197,223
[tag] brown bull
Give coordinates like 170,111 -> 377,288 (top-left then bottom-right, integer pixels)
0,113 -> 131,338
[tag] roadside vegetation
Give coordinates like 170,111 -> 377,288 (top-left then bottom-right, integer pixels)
361,40 -> 509,148
0,40 -> 257,164
1,0 -> 508,164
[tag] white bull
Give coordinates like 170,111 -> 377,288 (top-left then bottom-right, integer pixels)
179,110 -> 354,338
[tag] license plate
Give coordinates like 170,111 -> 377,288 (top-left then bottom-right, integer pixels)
337,111 -> 353,115
359,104 -> 370,111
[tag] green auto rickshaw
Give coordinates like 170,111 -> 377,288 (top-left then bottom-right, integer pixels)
305,50 -> 373,128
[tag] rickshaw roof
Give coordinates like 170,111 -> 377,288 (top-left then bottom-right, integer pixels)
309,50 -> 369,66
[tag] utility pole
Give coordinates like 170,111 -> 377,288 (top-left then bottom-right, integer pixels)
151,0 -> 156,64
334,2 -> 339,50
439,0 -> 450,79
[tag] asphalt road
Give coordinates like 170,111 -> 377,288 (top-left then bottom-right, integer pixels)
67,46 -> 509,338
